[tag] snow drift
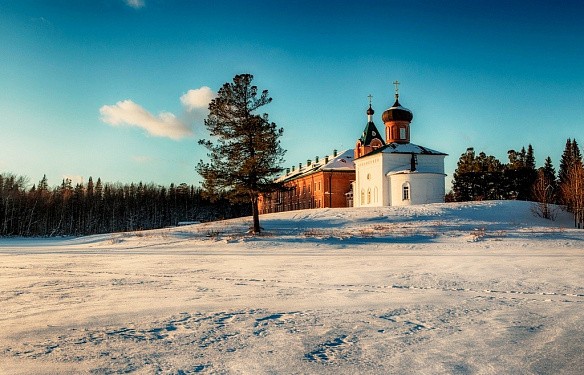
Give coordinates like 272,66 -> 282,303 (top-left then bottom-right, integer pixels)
0,200 -> 582,374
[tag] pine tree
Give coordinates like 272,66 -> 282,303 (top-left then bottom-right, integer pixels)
559,139 -> 583,207
571,139 -> 583,167
197,74 -> 285,234
559,138 -> 574,185
532,156 -> 558,219
526,144 -> 535,169
504,145 -> 537,200
452,148 -> 504,201
542,156 -> 557,196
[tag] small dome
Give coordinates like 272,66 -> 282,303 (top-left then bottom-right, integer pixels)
382,99 -> 413,123
366,104 -> 374,116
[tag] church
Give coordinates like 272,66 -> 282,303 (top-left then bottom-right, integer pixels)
258,82 -> 446,214
353,82 -> 447,207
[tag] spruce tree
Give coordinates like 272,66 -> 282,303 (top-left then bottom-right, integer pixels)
197,74 -> 285,234
452,148 -> 504,201
559,138 -> 574,185
542,156 -> 557,196
526,144 -> 535,169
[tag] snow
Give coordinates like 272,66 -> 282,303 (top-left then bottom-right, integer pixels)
276,149 -> 354,182
383,142 -> 446,155
1,201 -> 583,374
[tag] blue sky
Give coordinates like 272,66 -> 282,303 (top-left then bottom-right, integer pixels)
1,0 -> 583,189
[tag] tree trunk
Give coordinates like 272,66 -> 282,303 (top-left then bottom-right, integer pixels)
251,195 -> 261,234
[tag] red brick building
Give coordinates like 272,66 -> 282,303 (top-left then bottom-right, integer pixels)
258,149 -> 355,214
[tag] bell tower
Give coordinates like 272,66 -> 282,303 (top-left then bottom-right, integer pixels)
382,81 -> 413,144
354,95 -> 385,159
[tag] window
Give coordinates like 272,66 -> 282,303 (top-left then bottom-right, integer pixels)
400,127 -> 406,140
403,183 -> 410,200
367,188 -> 371,204
361,189 -> 365,204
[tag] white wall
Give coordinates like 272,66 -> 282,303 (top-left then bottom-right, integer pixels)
389,173 -> 445,206
355,151 -> 446,207
354,154 -> 384,207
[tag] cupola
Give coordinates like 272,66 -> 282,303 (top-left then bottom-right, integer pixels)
382,81 -> 413,144
355,95 -> 385,159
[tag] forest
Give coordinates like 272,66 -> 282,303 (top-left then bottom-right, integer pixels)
2,138 -> 583,236
450,138 -> 584,227
0,175 -> 249,237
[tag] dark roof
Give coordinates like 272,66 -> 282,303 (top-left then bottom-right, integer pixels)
381,99 -> 414,123
366,104 -> 374,116
359,121 -> 385,146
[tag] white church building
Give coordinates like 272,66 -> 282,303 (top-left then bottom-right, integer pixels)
352,83 -> 447,207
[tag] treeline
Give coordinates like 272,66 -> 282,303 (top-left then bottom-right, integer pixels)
0,175 -> 250,237
450,139 -> 584,227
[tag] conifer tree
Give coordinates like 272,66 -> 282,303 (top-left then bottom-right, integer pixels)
542,156 -> 558,196
558,139 -> 583,207
452,148 -> 504,201
559,138 -> 575,185
532,156 -> 558,219
526,144 -> 535,170
504,145 -> 537,200
197,74 -> 285,234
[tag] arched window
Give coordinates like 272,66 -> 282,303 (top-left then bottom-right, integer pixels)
367,188 -> 371,204
402,183 -> 410,201
361,189 -> 365,205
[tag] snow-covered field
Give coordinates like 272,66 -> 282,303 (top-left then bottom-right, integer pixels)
1,200 -> 583,374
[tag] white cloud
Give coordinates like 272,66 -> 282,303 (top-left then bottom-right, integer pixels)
100,100 -> 192,140
125,0 -> 145,9
180,86 -> 216,112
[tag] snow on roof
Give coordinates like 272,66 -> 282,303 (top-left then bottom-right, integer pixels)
386,169 -> 446,176
276,149 -> 355,182
382,142 -> 447,155
384,163 -> 446,176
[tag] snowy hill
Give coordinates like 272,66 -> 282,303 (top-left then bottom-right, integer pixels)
41,200 -> 580,250
1,201 -> 583,374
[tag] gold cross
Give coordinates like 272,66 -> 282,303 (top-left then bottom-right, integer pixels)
367,94 -> 373,105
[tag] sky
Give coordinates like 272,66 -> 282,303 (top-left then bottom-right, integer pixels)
1,0 -> 583,189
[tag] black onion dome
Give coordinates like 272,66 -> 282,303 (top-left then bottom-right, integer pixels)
381,99 -> 413,123
366,104 -> 374,116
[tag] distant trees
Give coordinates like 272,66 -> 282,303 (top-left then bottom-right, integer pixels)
197,74 -> 285,234
558,139 -> 584,228
452,145 -> 537,202
531,157 -> 558,220
451,139 -> 584,228
504,145 -> 537,200
0,174 -> 249,237
452,148 -> 505,201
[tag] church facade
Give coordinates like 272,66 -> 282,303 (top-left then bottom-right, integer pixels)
259,83 -> 446,214
353,84 -> 447,207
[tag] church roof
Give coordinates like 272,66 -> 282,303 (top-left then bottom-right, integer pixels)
276,149 -> 355,183
359,121 -> 385,146
356,142 -> 447,159
381,98 -> 414,123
